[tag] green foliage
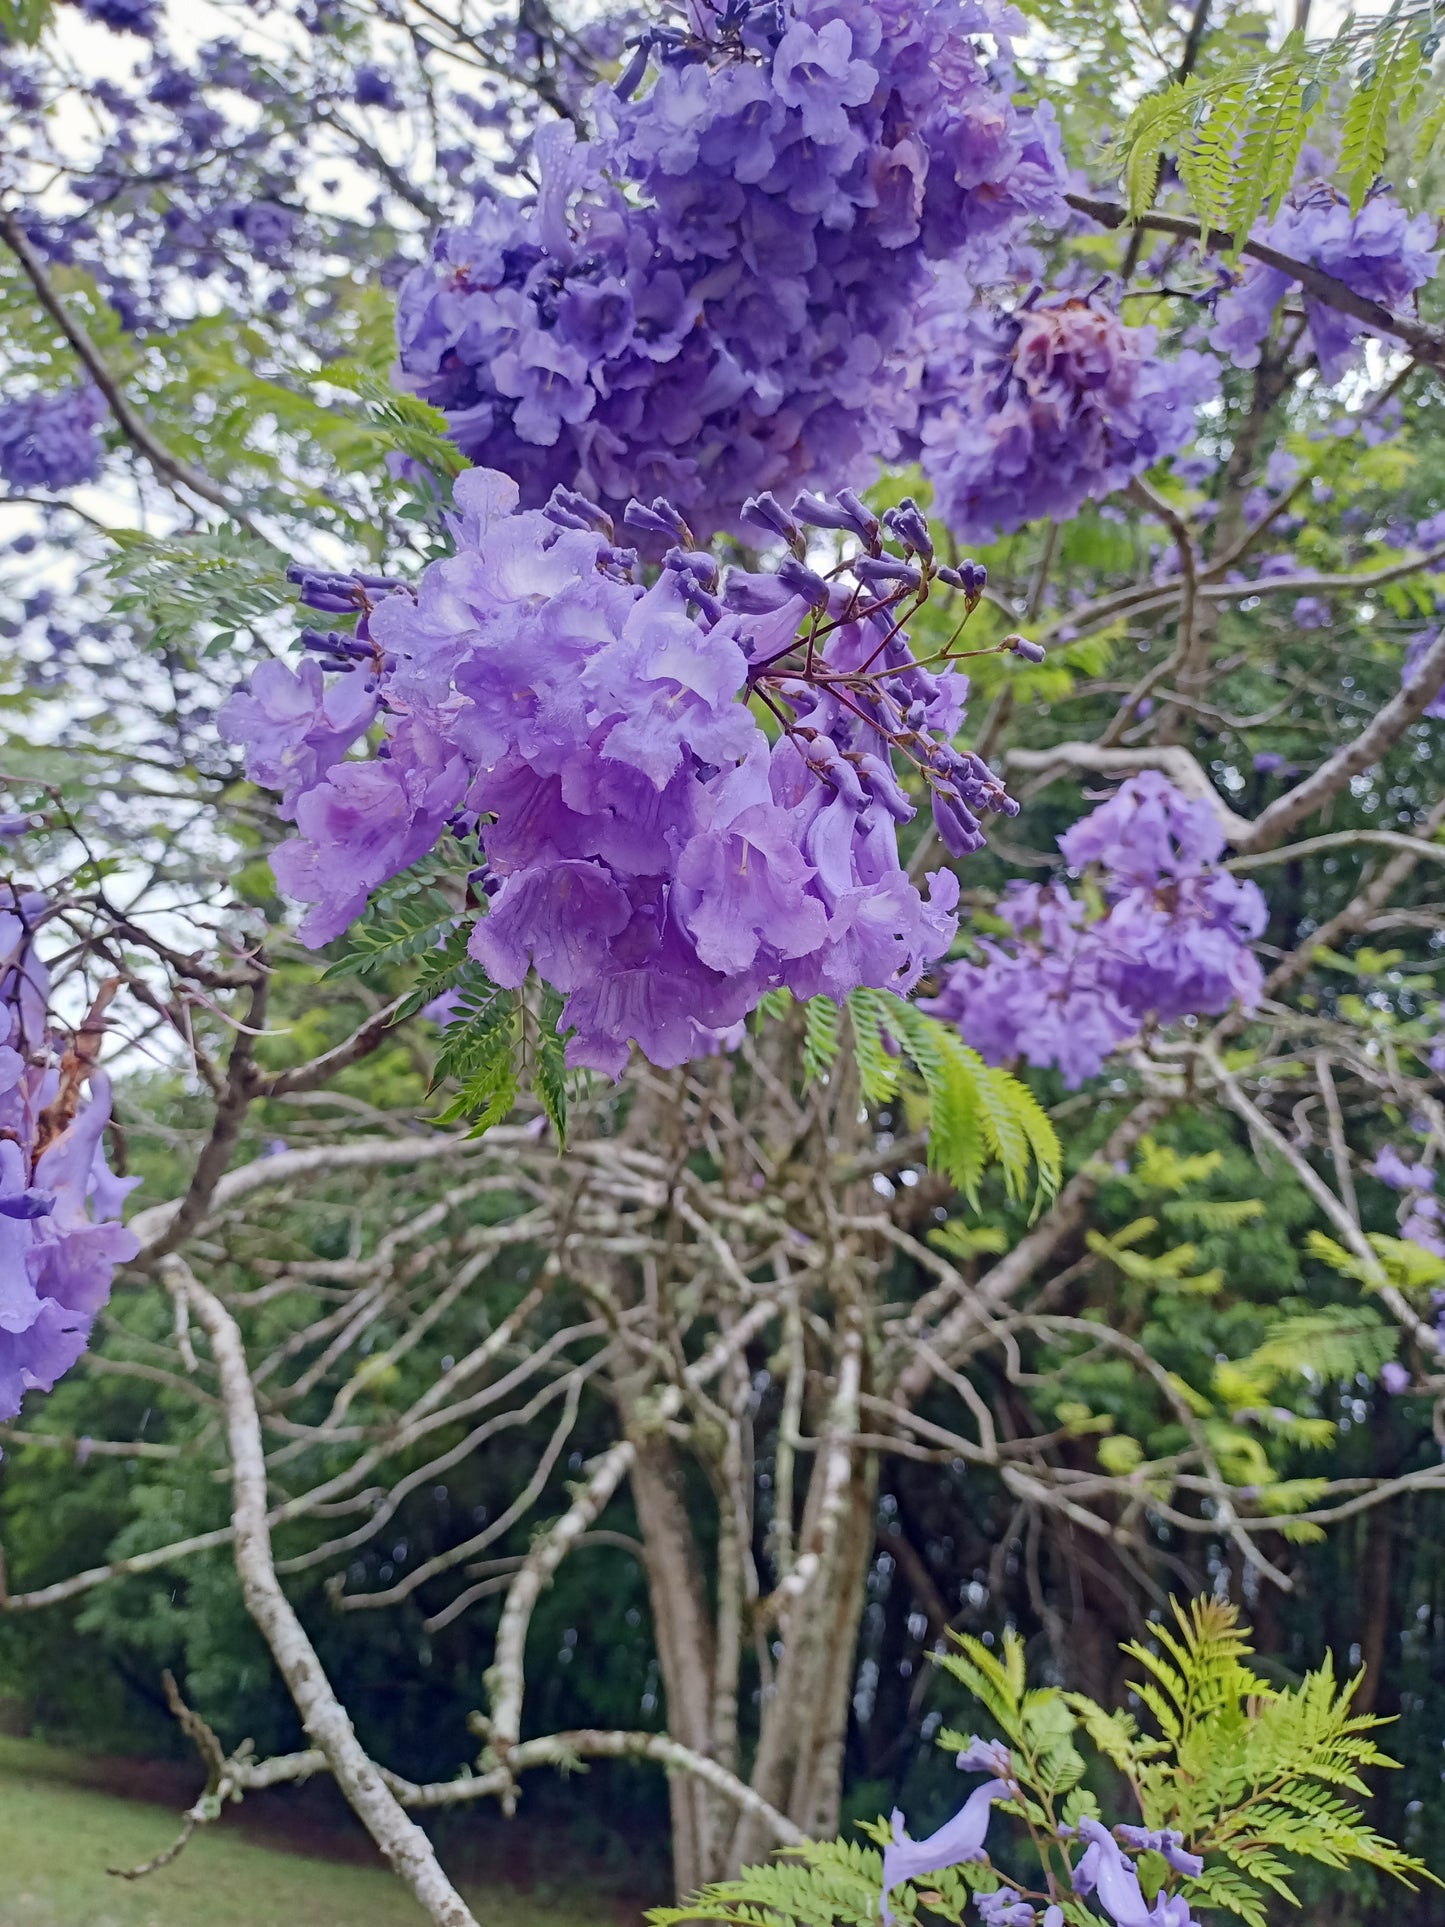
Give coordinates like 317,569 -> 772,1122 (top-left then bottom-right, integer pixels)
1306,1227 -> 1445,1292
314,862 -> 584,1137
321,873 -> 471,1020
311,359 -> 468,484
991,1119 -> 1412,1544
1242,1302 -> 1398,1384
802,993 -> 843,1084
1086,1217 -> 1225,1295
651,1602 -> 1428,1927
0,0 -> 51,42
105,529 -> 294,656
847,989 -> 1061,1207
431,967 -> 521,1135
533,982 -> 572,1146
649,1835 -> 887,1927
1118,7 -> 1441,229
1098,1598 -> 1432,1922
755,990 -> 1060,1205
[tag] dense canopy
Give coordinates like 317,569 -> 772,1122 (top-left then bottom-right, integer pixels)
3,2 -> 1445,1925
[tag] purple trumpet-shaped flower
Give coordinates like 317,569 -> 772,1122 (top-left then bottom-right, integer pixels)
1113,1828 -> 1204,1880
881,1780 -> 1009,1923
956,1736 -> 1013,1776
228,469 -> 1013,1077
396,2 -> 1067,536
1070,1819 -> 1200,1927
914,281 -> 1217,538
975,1891 -> 1035,1925
218,658 -> 378,820
0,893 -> 139,1423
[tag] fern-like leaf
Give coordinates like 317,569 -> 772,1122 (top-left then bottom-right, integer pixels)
533,983 -> 571,1146
106,528 -> 294,654
802,995 -> 842,1085
431,967 -> 520,1136
870,996 -> 1061,1207
322,887 -> 461,981
846,988 -> 903,1105
1341,11 -> 1424,210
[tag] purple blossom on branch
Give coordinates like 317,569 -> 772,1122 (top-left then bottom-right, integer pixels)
914,285 -> 1217,538
1369,1143 -> 1444,1258
881,1778 -> 1009,1924
74,0 -> 158,35
396,0 -> 1067,535
1210,178 -> 1437,384
927,775 -> 1265,1085
0,893 -> 139,1423
925,882 -> 1139,1089
1402,628 -> 1445,721
227,468 -> 1019,1077
0,384 -> 106,491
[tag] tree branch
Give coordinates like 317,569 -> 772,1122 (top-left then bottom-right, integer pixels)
175,1263 -> 480,1927
1067,192 -> 1445,371
0,206 -> 272,536
482,1437 -> 639,1751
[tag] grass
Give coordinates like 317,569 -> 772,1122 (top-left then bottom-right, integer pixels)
0,1735 -> 617,1927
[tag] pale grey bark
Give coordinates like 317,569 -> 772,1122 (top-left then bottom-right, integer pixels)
174,1262 -> 482,1927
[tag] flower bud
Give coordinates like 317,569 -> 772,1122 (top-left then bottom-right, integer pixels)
777,556 -> 831,609
742,491 -> 805,556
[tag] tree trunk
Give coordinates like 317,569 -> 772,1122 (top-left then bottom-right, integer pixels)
626,1426 -> 719,1898
726,1452 -> 876,1870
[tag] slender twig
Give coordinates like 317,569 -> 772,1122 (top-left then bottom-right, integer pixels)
0,208 -> 274,538
1067,192 -> 1445,370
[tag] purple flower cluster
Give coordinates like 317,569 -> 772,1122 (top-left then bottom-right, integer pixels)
75,0 -> 158,34
927,881 -> 1138,1087
1370,1143 -> 1444,1257
0,893 -> 139,1423
881,1736 -> 1201,1927
1402,628 -> 1445,721
914,286 -> 1217,537
1292,595 -> 1331,630
395,0 -> 1066,535
0,385 -> 106,492
1211,179 -> 1438,384
224,470 -> 1014,1076
926,774 -> 1266,1086
1070,1819 -> 1201,1927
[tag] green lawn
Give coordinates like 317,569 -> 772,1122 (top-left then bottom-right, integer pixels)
0,1736 -> 613,1927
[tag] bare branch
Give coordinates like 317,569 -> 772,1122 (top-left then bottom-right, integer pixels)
1066,192 -> 1445,371
174,1263 -> 480,1927
482,1437 -> 638,1742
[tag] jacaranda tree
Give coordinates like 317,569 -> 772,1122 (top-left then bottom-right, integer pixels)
3,2 -> 1445,1924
